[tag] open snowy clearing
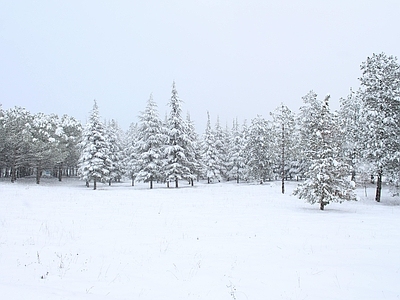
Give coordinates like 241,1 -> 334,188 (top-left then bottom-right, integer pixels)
0,178 -> 399,299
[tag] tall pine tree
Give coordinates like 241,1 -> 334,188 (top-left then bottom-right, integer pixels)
78,100 -> 113,190
135,94 -> 165,189
164,82 -> 191,188
358,53 -> 400,202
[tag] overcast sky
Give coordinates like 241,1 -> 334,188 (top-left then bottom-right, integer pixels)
1,0 -> 399,131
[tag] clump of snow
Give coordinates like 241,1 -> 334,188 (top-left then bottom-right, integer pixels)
0,178 -> 399,299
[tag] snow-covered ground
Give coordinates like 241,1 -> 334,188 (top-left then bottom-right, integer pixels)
0,178 -> 399,300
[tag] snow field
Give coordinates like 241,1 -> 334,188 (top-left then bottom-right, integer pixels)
0,178 -> 399,299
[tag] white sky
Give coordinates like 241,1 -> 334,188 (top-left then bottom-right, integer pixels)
1,0 -> 399,131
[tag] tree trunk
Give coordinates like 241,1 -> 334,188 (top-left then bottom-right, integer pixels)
11,166 -> 16,183
175,177 -> 178,188
58,165 -> 62,181
351,170 -> 356,182
208,177 -> 210,184
93,177 -> 97,190
167,180 -> 170,188
320,201 -> 325,210
150,176 -> 153,189
36,166 -> 41,184
191,178 -> 194,186
375,169 -> 382,202
236,176 -> 239,184
11,152 -> 16,183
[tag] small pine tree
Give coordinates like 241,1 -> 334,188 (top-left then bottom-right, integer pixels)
201,112 -> 221,183
294,94 -> 356,210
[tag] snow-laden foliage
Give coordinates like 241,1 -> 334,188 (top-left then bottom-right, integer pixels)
294,94 -> 356,210
78,101 -> 113,190
134,94 -> 165,189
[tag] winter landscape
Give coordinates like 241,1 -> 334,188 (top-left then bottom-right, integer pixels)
2,1 -> 400,298
1,177 -> 399,300
1,52 -> 400,299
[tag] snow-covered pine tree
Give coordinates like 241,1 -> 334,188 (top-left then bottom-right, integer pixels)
106,119 -> 125,185
358,53 -> 400,202
337,89 -> 363,182
164,82 -> 191,188
294,94 -> 356,210
270,104 -> 297,193
201,112 -> 221,183
124,122 -> 139,186
227,118 -> 247,183
184,113 -> 202,185
246,115 -> 274,183
214,117 -> 229,180
78,100 -> 113,190
135,94 -> 165,189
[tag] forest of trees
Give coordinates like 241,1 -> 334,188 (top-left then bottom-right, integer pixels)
1,53 -> 399,209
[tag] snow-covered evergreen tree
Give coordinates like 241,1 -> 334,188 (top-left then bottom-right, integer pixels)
227,118 -> 247,183
184,113 -> 202,185
78,100 -> 113,190
201,112 -> 221,183
214,117 -> 229,179
124,122 -> 139,186
135,94 -> 165,189
270,104 -> 297,193
294,94 -> 356,210
358,53 -> 400,202
163,82 -> 191,188
106,119 -> 125,184
338,89 -> 363,182
246,115 -> 274,183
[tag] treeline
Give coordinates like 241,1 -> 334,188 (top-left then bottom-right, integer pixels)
1,53 -> 399,209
